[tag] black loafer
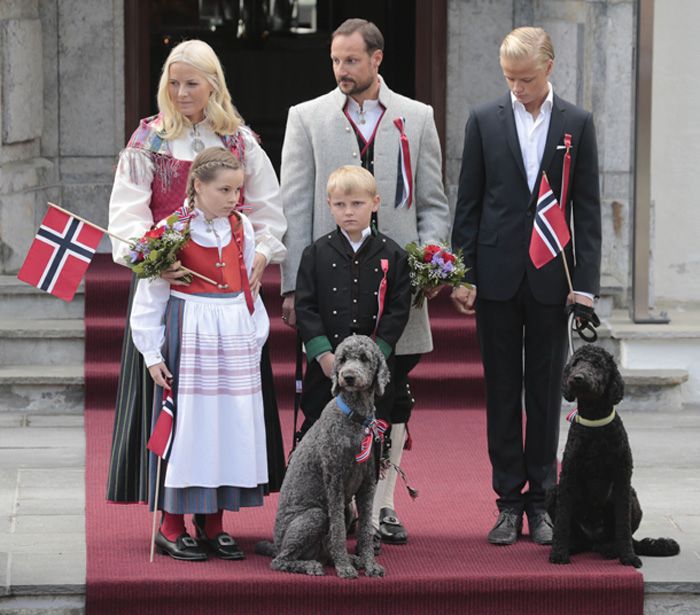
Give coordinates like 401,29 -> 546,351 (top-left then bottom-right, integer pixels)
378,507 -> 408,544
487,509 -> 522,545
529,512 -> 554,545
201,532 -> 245,560
193,517 -> 245,560
155,531 -> 208,561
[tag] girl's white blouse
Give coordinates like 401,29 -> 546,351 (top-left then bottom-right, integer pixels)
130,210 -> 257,368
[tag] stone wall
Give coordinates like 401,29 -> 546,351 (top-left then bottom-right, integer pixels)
650,0 -> 700,304
0,0 -> 123,274
446,0 -> 636,306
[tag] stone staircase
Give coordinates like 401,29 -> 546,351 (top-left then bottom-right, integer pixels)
0,276 -> 84,415
1,272 -> 697,415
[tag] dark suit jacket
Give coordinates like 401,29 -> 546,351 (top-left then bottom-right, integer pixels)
295,229 -> 411,361
452,93 -> 601,304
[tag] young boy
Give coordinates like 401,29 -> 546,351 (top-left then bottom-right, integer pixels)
294,165 -> 412,438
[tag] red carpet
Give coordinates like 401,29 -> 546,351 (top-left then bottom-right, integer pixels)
84,255 -> 643,614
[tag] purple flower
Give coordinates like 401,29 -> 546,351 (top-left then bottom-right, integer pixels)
172,221 -> 186,232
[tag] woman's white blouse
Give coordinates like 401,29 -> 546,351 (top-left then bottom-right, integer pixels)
130,210 -> 257,367
108,123 -> 286,266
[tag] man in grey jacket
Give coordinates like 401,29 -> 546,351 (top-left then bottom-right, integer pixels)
279,18 -> 450,549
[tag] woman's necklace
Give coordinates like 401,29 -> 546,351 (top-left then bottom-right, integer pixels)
191,122 -> 205,154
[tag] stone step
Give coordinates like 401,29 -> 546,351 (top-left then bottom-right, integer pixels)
0,366 -> 83,414
0,276 -> 84,320
619,368 -> 689,412
608,306 -> 700,406
0,320 -> 83,366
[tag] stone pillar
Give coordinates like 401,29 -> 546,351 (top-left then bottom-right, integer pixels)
0,0 -> 124,276
446,0 -> 636,307
0,0 -> 56,274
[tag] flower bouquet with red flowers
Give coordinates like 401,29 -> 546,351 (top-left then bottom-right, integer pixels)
405,242 -> 470,308
125,206 -> 194,281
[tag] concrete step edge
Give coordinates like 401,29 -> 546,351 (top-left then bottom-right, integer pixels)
0,365 -> 84,385
0,275 -> 85,296
620,368 -> 689,387
0,320 -> 84,338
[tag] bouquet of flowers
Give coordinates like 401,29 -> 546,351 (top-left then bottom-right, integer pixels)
125,207 -> 193,282
405,242 -> 470,308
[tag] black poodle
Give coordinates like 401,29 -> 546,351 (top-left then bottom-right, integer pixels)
548,345 -> 680,567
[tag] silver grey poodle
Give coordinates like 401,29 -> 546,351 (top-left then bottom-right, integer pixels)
256,335 -> 389,579
548,345 -> 680,567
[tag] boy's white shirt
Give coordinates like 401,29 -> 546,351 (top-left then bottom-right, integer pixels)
340,225 -> 372,252
130,208 -> 257,367
108,123 -> 287,266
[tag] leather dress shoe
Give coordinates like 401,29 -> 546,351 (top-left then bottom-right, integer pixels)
155,531 -> 207,561
487,509 -> 522,545
378,507 -> 408,544
529,512 -> 554,545
193,517 -> 245,560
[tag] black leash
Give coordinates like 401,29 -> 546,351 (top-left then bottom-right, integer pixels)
566,302 -> 601,355
290,331 -> 303,457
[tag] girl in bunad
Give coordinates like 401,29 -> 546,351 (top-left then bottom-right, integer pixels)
130,147 -> 269,561
107,39 -> 286,506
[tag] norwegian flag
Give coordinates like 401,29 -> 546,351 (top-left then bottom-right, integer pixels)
17,206 -> 103,301
529,173 -> 571,269
147,391 -> 175,460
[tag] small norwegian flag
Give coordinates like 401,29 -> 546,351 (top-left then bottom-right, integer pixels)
17,205 -> 103,301
147,391 -> 175,460
529,173 -> 571,269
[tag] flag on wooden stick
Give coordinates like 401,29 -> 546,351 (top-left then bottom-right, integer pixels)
17,205 -> 103,301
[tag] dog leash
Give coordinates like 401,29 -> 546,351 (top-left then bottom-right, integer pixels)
567,305 -> 601,357
290,331 -> 303,457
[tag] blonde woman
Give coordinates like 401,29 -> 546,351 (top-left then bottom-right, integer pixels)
107,40 -> 287,505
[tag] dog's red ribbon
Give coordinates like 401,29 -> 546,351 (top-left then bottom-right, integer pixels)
356,419 -> 389,463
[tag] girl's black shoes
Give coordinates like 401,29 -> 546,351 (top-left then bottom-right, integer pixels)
154,531 -> 208,561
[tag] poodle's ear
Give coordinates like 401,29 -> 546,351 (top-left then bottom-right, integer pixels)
561,356 -> 575,401
330,353 -> 340,397
373,350 -> 391,399
606,356 -> 625,406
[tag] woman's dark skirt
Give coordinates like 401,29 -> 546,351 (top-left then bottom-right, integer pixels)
105,277 -> 286,503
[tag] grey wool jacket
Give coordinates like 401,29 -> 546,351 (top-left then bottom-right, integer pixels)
280,77 -> 450,355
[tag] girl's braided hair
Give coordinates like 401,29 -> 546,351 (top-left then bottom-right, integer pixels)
186,147 -> 243,210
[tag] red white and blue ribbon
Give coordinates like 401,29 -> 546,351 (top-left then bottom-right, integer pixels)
372,258 -> 389,338
393,117 -> 413,209
560,133 -> 572,210
356,418 -> 389,463
173,204 -> 196,223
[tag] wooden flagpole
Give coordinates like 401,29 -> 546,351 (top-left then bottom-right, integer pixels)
46,202 -> 218,287
150,457 -> 162,563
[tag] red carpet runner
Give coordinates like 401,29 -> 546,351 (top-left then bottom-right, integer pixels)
84,255 -> 643,614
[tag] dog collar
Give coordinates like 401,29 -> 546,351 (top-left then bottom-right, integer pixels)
566,407 -> 616,427
335,395 -> 373,427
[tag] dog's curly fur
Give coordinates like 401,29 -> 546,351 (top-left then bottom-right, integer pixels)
256,335 -> 389,578
548,345 -> 680,567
